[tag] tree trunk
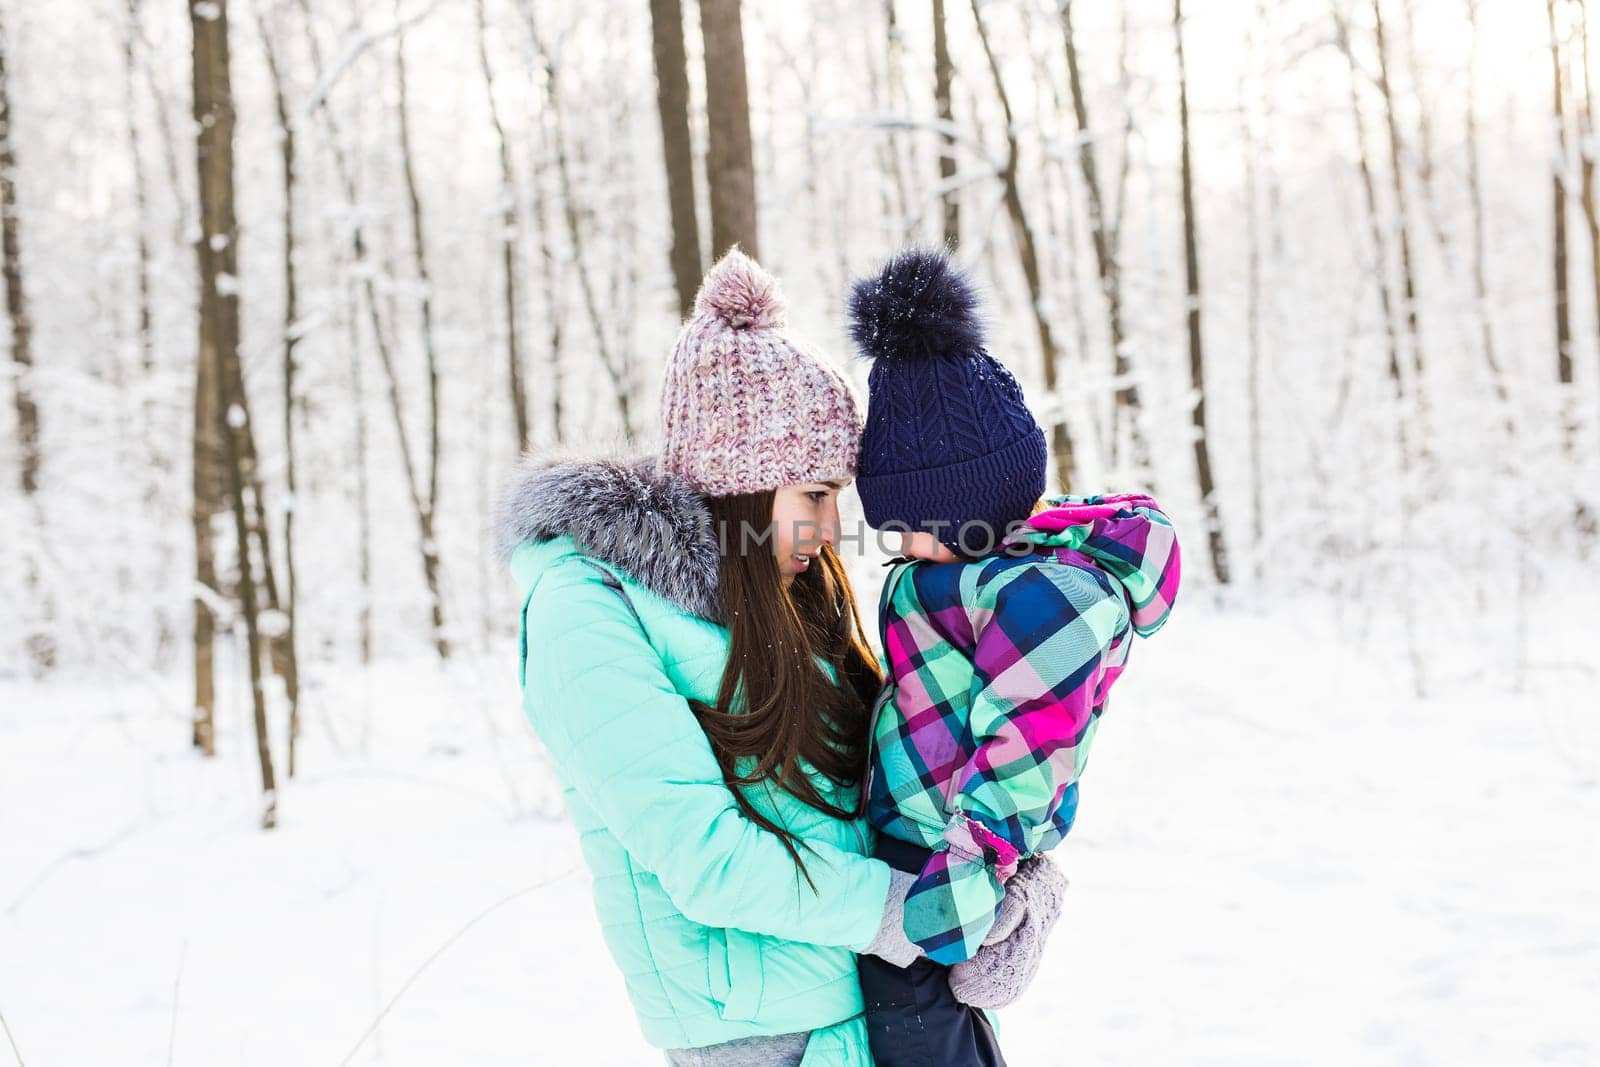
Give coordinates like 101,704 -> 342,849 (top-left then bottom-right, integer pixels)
1110,5 -> 1136,252
699,0 -> 759,258
123,0 -> 156,455
255,1 -> 304,776
190,0 -> 277,824
295,0 -> 449,658
1399,0 -> 1451,254
474,0 -> 532,451
1556,0 -> 1596,540
1,8 -> 57,673
1372,0 -> 1430,458
1243,0 -> 1275,586
1335,1 -> 1425,696
1333,5 -> 1409,465
393,2 -> 449,660
883,1 -> 911,220
524,5 -> 635,437
192,316 -> 221,755
1059,0 -> 1148,479
348,290 -> 373,666
1549,0 -> 1578,451
1464,0 -> 1511,434
1575,0 -> 1600,427
866,0 -> 910,228
210,15 -> 296,757
969,0 -> 1077,493
928,0 -> 960,251
1464,0 -> 1529,679
1030,28 -> 1102,469
531,118 -> 566,445
650,0 -> 703,317
130,10 -> 195,252
932,0 -> 959,248
187,22 -> 222,747
1174,0 -> 1229,583
0,9 -> 38,501
125,0 -> 179,663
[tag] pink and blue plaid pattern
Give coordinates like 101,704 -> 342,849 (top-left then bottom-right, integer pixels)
867,493 -> 1181,964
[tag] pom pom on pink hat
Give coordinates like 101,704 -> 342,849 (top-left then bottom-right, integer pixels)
693,248 -> 788,331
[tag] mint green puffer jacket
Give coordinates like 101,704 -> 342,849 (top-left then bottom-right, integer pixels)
499,454 -> 890,1063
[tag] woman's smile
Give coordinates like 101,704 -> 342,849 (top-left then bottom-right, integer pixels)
771,480 -> 847,585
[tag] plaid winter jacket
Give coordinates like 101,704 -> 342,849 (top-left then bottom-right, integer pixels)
865,493 -> 1181,964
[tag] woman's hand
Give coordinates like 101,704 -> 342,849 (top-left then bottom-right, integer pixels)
947,854 -> 1068,1009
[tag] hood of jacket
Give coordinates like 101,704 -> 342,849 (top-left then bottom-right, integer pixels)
1003,492 -> 1181,636
494,448 -> 722,623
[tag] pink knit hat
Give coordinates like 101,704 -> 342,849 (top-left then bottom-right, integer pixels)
659,249 -> 864,497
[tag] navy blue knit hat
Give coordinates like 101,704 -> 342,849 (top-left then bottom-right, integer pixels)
848,248 -> 1047,555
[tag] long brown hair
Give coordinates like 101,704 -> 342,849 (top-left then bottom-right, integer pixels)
687,490 -> 883,889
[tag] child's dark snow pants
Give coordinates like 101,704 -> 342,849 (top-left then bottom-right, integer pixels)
857,836 -> 1008,1067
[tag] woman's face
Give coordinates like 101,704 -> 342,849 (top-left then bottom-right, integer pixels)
770,480 -> 847,586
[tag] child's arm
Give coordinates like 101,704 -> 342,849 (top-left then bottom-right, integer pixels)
900,565 -> 1126,964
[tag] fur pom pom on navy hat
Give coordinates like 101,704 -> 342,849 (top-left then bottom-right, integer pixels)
847,247 -> 1046,554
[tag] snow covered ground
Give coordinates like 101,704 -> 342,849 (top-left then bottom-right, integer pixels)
2,588 -> 1597,1066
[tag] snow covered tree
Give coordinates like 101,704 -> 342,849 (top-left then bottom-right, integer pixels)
189,0 -> 280,823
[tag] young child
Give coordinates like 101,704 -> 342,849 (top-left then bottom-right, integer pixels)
848,248 -> 1182,1066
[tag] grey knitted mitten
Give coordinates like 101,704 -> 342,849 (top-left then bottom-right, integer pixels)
982,873 -> 1029,946
947,854 -> 1068,1009
861,867 -> 923,967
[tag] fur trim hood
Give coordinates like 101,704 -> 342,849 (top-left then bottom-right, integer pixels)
493,448 -> 722,622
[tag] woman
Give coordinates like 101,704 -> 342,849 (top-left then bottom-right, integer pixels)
496,251 -> 1037,1065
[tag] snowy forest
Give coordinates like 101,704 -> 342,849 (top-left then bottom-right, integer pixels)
1,0 -> 1596,1064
